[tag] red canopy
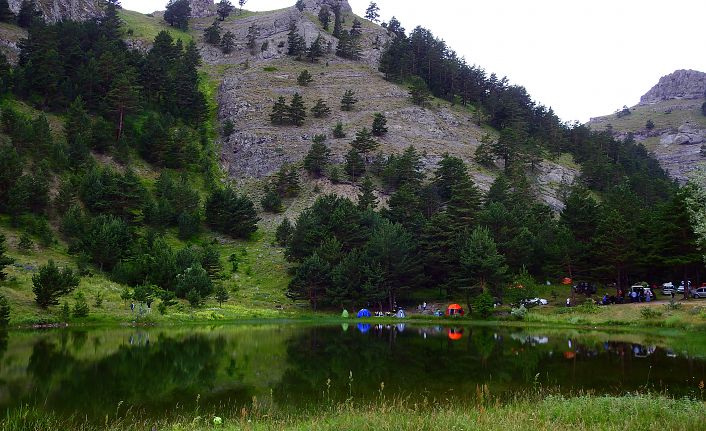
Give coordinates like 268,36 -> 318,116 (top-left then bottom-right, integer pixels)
446,304 -> 464,316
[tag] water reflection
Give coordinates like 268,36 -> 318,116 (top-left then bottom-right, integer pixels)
0,324 -> 704,422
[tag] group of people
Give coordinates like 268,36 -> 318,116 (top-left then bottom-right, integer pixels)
598,287 -> 658,305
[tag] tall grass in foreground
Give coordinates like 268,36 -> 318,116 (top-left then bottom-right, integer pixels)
4,391 -> 706,431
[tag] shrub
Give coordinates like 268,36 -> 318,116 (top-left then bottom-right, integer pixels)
645,119 -> 655,130
510,305 -> 527,321
333,121 -> 346,138
32,260 -> 80,308
93,292 -> 103,308
72,292 -> 89,318
473,292 -> 495,319
222,119 -> 235,136
0,294 -> 10,326
640,307 -> 663,319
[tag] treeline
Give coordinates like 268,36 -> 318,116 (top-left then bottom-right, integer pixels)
0,2 -> 259,307
281,150 -> 701,310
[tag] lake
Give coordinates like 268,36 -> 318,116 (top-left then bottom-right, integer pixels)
0,323 -> 704,423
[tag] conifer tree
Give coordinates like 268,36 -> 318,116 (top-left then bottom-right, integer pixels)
0,293 -> 9,326
106,71 -> 141,141
261,185 -> 283,213
341,89 -> 358,111
0,0 -> 15,23
238,0 -> 247,13
447,179 -> 482,233
72,291 -> 89,317
297,70 -> 313,86
433,154 -> 470,201
216,0 -> 234,20
295,0 -> 305,11
365,2 -> 380,22
303,136 -> 331,177
306,35 -> 324,62
350,127 -> 378,158
288,93 -> 306,126
357,176 -> 378,210
205,186 -> 259,239
201,245 -> 223,279
32,260 -> 80,308
371,113 -> 388,136
344,148 -> 365,182
0,233 -> 13,281
318,5 -> 330,30
287,22 -> 306,58
270,96 -> 289,125
215,285 -> 229,306
275,218 -> 294,246
311,99 -> 331,118
275,164 -> 301,197
333,121 -> 346,138
458,226 -> 507,294
332,5 -> 342,38
409,75 -> 431,106
164,0 -> 191,31
17,0 -> 42,28
204,21 -> 222,45
220,31 -> 235,53
246,24 -> 259,54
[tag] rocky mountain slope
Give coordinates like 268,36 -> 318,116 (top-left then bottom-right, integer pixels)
185,0 -> 577,210
588,70 -> 706,182
8,0 -> 103,22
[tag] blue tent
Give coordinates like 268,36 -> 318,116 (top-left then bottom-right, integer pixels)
357,308 -> 371,318
357,323 -> 371,333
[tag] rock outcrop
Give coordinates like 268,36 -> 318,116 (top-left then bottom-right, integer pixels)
639,69 -> 706,105
189,0 -> 215,18
8,0 -> 103,23
300,0 -> 352,14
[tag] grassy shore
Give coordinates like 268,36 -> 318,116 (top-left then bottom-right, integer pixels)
5,393 -> 705,431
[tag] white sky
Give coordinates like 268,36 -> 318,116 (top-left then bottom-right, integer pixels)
121,0 -> 706,123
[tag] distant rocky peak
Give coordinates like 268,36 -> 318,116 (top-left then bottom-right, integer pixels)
299,0 -> 352,14
639,69 -> 706,105
8,0 -> 103,23
189,0 -> 215,18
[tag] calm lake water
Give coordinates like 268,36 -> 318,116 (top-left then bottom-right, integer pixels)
0,323 -> 704,421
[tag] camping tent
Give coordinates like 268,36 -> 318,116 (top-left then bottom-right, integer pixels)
357,308 -> 371,318
341,309 -> 349,318
446,304 -> 464,316
395,309 -> 406,318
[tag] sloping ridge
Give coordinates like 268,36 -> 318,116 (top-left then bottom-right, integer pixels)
198,0 -> 576,209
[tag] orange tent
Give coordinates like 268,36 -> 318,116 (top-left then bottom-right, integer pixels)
446,304 -> 464,316
562,278 -> 572,285
448,328 -> 463,340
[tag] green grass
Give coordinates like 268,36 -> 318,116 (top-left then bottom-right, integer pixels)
4,393 -> 705,431
119,9 -> 192,44
588,99 -> 706,137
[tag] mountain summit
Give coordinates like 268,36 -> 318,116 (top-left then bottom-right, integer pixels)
639,69 -> 706,105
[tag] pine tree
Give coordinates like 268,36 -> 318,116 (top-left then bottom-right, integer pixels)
204,21 -> 222,45
365,2 -> 380,22
287,22 -> 305,58
333,121 -> 346,138
270,96 -> 289,125
216,0 -> 234,20
433,154 -> 470,201
447,179 -> 483,233
238,0 -> 247,13
306,35 -> 324,62
332,5 -> 342,38
288,93 -> 307,126
458,226 -> 507,294
297,70 -> 313,86
246,24 -> 259,54
215,285 -> 229,306
409,76 -> 431,106
0,0 -> 15,23
371,113 -> 388,136
32,260 -> 80,308
106,71 -> 141,141
311,99 -> 331,118
220,31 -> 235,54
201,245 -> 223,279
303,137 -> 331,176
261,186 -> 283,213
275,164 -> 301,197
0,293 -> 9,326
276,218 -> 294,246
318,5 -> 330,30
0,233 -> 13,281
164,0 -> 191,30
344,148 -> 365,182
341,90 -> 358,111
205,186 -> 260,239
17,0 -> 42,28
351,19 -> 363,37
72,291 -> 89,318
357,176 -> 378,210
350,127 -> 378,158
474,142 -> 495,167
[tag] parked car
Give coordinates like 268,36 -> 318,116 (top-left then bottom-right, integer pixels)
691,287 -> 706,299
662,282 -> 676,295
519,298 -> 549,308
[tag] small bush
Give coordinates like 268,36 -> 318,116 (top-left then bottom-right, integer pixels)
0,294 -> 10,326
510,305 -> 527,321
575,301 -> 600,314
640,307 -> 662,319
72,292 -> 90,318
263,66 -> 278,72
473,292 -> 495,319
664,298 -> 682,311
93,292 -> 103,308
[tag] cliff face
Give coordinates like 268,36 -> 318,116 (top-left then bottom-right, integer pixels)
189,0 -> 215,18
639,69 -> 706,105
588,70 -> 706,182
8,0 -> 103,23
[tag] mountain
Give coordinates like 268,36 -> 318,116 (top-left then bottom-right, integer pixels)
588,69 -> 706,182
8,0 -> 103,22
